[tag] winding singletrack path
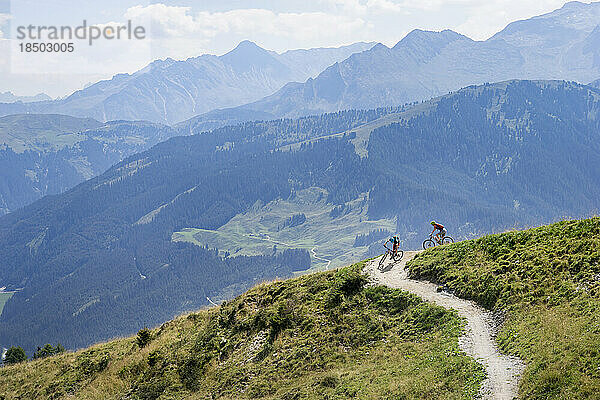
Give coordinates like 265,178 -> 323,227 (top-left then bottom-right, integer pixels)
310,246 -> 332,268
366,251 -> 524,400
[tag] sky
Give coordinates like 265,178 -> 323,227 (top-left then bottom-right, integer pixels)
0,0 -> 578,98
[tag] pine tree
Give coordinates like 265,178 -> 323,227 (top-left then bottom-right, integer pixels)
4,346 -> 27,365
32,343 -> 65,359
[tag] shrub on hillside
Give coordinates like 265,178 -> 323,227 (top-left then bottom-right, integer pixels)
137,327 -> 152,348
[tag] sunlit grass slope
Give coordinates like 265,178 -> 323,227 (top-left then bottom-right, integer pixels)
0,263 -> 483,399
408,217 -> 600,399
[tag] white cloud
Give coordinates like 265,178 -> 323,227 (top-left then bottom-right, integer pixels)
126,4 -> 366,43
123,3 -> 368,58
324,0 -> 473,14
396,0 -> 475,11
126,5 -> 200,38
321,0 -> 407,14
0,38 -> 8,71
366,0 -> 405,13
324,0 -> 368,15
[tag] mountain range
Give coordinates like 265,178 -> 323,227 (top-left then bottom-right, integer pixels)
1,79 -> 600,352
0,42 -> 380,215
3,2 -> 600,217
184,1 -> 600,130
0,92 -> 51,103
0,42 -> 374,125
5,2 -> 600,130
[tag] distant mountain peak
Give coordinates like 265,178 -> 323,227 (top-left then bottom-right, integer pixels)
0,92 -> 52,103
402,29 -> 465,40
393,29 -> 469,50
370,42 -> 390,51
236,39 -> 262,49
544,0 -> 600,18
132,58 -> 177,75
562,1 -> 587,9
219,40 -> 286,74
221,40 -> 270,59
492,0 -> 600,43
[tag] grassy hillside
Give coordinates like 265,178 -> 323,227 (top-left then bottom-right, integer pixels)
0,114 -> 102,153
0,292 -> 12,316
0,263 -> 483,399
172,188 -> 396,271
408,217 -> 600,399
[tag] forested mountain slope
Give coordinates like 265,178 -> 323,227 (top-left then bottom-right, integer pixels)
1,80 -> 600,353
0,108 -> 395,352
0,114 -> 178,215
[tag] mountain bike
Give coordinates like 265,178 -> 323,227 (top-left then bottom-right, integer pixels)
378,244 -> 404,271
422,234 -> 454,249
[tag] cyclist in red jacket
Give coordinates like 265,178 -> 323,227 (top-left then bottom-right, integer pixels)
430,221 -> 447,242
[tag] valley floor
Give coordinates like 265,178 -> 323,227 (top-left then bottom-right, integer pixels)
172,188 -> 396,270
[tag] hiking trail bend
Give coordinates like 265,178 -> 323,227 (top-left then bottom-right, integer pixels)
366,251 -> 524,400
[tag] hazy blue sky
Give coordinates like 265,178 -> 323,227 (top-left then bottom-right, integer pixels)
0,0 -> 577,97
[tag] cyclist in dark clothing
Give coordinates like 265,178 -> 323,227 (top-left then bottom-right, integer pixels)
385,235 -> 401,255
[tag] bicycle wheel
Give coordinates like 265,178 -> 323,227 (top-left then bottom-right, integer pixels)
393,249 -> 404,262
378,252 -> 389,270
442,237 -> 454,245
423,239 -> 436,250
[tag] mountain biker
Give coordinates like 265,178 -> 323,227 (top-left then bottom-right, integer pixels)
385,235 -> 400,255
430,221 -> 447,242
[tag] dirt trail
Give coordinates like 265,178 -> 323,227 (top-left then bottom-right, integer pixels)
366,251 -> 524,400
310,246 -> 331,268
